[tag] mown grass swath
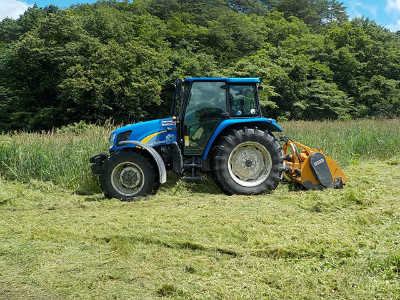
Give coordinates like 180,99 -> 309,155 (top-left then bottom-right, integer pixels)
0,159 -> 399,298
0,119 -> 399,192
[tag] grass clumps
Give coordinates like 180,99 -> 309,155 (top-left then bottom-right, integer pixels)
157,284 -> 185,297
342,188 -> 375,207
369,252 -> 400,280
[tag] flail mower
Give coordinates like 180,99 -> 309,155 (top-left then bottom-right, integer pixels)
281,136 -> 346,190
90,77 -> 346,200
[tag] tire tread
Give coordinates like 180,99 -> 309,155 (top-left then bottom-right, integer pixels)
102,151 -> 155,201
211,127 -> 283,195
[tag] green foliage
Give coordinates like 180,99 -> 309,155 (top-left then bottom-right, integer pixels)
0,0 -> 400,130
268,0 -> 348,28
358,75 -> 400,118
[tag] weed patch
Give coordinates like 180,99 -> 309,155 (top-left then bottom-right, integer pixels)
369,252 -> 400,280
156,284 -> 184,297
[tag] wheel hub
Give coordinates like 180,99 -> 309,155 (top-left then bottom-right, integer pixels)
111,162 -> 145,197
120,167 -> 140,188
245,159 -> 253,168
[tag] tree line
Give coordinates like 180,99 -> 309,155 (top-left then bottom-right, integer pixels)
0,0 -> 399,131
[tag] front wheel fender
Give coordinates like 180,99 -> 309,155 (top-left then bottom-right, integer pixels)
118,141 -> 167,184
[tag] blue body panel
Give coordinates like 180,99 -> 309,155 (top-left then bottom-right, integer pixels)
110,117 -> 282,160
201,118 -> 282,160
110,117 -> 177,152
184,77 -> 260,83
109,78 -> 281,162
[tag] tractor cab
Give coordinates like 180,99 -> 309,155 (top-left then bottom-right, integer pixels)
91,77 -> 285,200
172,78 -> 263,156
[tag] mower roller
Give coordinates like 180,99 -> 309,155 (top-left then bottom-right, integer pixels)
281,136 -> 346,190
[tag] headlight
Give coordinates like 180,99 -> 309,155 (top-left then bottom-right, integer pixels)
109,131 -> 132,146
116,131 -> 132,144
109,133 -> 117,145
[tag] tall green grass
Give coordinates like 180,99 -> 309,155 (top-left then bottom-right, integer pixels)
0,122 -> 112,192
0,119 -> 399,192
280,119 -> 400,163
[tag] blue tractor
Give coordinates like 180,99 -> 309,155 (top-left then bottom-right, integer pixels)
90,77 -> 285,200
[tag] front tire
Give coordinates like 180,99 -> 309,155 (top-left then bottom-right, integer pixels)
212,127 -> 284,195
103,151 -> 155,201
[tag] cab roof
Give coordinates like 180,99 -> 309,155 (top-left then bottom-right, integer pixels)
184,77 -> 260,83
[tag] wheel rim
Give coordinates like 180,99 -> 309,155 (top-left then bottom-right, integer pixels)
111,162 -> 145,196
228,141 -> 272,187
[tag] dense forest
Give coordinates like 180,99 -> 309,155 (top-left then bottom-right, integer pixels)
0,0 -> 399,131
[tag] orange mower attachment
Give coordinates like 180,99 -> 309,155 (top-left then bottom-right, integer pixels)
280,136 -> 347,190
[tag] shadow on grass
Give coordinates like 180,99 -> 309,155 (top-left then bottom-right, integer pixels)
80,172 -> 224,200
75,177 -> 102,196
0,198 -> 13,206
279,178 -> 309,193
159,172 -> 222,195
98,234 -> 239,258
84,196 -> 107,202
82,173 -> 310,199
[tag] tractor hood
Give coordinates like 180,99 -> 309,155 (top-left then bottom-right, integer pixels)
109,117 -> 177,152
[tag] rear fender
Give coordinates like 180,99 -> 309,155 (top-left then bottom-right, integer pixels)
118,141 -> 167,184
202,118 -> 282,161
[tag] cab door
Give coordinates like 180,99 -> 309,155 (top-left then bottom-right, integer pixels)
182,81 -> 227,155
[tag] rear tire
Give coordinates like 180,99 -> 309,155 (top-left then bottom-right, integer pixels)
212,127 -> 284,195
103,151 -> 155,201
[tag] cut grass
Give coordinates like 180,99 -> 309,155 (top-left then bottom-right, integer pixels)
0,159 -> 399,299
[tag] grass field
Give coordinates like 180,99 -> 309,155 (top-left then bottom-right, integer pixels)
0,159 -> 399,299
0,120 -> 400,299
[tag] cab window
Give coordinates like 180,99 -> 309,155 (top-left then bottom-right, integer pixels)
229,84 -> 258,117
